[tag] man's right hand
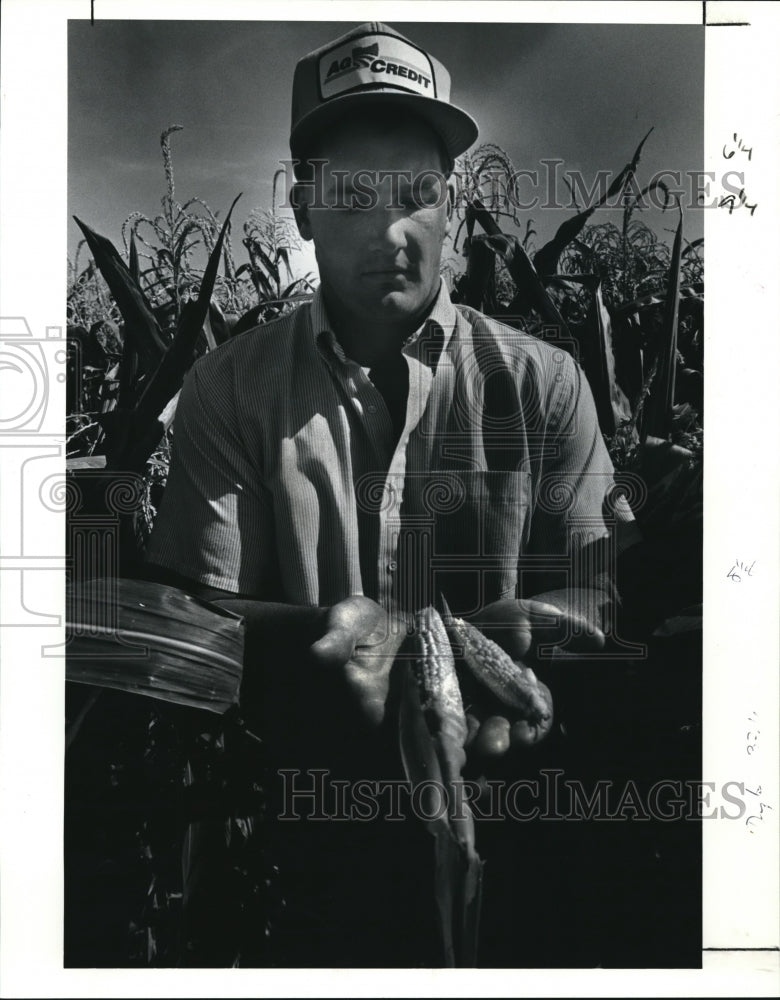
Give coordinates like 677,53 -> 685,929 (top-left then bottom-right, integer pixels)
142,571 -> 406,764
309,596 -> 407,729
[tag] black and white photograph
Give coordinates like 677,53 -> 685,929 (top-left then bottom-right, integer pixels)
0,0 -> 778,993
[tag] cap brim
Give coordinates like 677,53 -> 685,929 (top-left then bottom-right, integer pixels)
289,91 -> 479,164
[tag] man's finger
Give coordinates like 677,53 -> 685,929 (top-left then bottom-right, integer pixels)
474,597 -> 605,659
474,598 -> 559,659
524,597 -> 606,655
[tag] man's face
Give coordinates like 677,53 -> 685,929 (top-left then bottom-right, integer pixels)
296,114 -> 453,330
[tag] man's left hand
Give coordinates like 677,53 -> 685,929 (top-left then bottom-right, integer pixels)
469,589 -> 608,662
461,589 -> 611,764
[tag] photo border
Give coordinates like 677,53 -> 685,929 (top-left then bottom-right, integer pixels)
1,1 -> 778,995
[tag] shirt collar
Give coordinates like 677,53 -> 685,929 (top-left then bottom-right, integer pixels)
310,277 -> 458,372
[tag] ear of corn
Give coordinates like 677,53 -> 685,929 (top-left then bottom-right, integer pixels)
411,605 -> 469,759
409,606 -> 476,856
440,597 -> 554,745
400,606 -> 483,967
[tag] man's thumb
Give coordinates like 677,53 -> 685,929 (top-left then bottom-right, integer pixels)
310,627 -> 356,667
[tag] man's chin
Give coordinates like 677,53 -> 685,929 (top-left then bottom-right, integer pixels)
363,287 -> 434,323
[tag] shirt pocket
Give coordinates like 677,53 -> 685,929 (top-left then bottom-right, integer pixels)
429,469 -> 530,614
428,470 -> 528,553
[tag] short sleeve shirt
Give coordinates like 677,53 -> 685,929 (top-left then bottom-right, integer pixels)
145,280 -> 639,616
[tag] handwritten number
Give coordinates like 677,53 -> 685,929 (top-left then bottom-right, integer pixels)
723,133 -> 753,161
728,559 -> 756,580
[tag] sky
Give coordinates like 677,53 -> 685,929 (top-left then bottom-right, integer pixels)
68,19 -> 704,282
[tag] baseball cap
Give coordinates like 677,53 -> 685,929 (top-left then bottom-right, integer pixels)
290,22 -> 479,163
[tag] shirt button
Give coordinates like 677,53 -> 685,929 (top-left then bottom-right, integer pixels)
387,561 -> 397,573
367,404 -> 377,414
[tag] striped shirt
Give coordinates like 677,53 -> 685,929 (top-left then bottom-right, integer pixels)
145,280 -> 638,617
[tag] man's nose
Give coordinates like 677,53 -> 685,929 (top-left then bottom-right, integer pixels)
362,205 -> 409,251
356,174 -> 410,246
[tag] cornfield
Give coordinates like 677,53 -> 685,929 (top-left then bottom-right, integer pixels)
66,125 -> 703,967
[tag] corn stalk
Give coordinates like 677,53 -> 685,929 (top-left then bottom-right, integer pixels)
642,203 -> 684,441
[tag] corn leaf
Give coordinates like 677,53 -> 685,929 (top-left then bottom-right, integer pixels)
277,246 -> 293,282
66,577 -> 244,714
567,275 -> 634,435
247,241 -> 279,287
109,194 -> 241,470
66,455 -> 107,470
466,200 -> 572,335
591,278 -> 633,435
643,204 -> 683,441
533,127 -> 655,277
158,389 -> 180,434
202,308 -> 219,351
682,237 -> 704,257
250,264 -> 276,301
74,215 -> 167,375
231,303 -> 268,337
459,237 -> 497,313
281,277 -> 313,298
222,243 -> 234,280
230,294 -> 314,338
118,318 -> 139,408
206,301 -> 231,346
128,231 -> 140,284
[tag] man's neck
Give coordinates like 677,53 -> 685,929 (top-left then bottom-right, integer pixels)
321,284 -> 440,367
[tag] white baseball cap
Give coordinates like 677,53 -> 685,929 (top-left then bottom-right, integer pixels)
290,22 -> 479,162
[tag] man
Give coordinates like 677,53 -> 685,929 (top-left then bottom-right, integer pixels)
145,22 -> 637,966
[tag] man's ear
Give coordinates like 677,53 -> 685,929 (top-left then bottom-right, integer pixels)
443,175 -> 457,237
292,182 -> 313,241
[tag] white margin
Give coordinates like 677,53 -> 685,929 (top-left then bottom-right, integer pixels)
1,1 -> 778,996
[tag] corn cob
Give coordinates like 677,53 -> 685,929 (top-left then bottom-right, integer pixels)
440,597 -> 554,745
404,605 -> 482,967
411,605 -> 469,759
408,605 -> 475,842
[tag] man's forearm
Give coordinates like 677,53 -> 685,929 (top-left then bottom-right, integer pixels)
141,564 -> 328,647
209,595 -> 327,647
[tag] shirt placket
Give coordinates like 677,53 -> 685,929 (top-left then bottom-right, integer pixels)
317,346 -> 396,601
315,306 -> 451,613
379,345 -> 434,612
350,365 -> 403,607
348,364 -> 396,463
323,344 -> 435,611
